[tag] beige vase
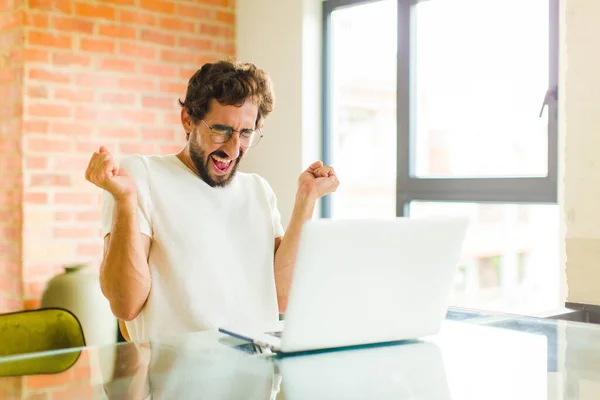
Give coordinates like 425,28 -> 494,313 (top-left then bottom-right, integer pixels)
40,264 -> 117,347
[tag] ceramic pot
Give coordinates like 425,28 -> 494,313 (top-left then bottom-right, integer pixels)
40,264 -> 117,347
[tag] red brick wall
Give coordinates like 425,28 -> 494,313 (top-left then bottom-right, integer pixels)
0,0 -> 24,313
0,0 -> 235,313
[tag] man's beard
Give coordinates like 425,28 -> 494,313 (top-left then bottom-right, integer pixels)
189,132 -> 241,188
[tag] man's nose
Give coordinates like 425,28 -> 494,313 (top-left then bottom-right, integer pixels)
223,133 -> 241,159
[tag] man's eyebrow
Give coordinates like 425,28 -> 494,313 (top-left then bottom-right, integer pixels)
213,123 -> 256,131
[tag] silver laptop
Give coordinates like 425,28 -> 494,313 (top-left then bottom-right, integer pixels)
219,216 -> 468,354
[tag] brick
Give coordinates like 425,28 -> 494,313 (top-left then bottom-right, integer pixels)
159,82 -> 187,95
54,192 -> 95,205
51,384 -> 95,400
52,156 -> 90,170
51,16 -> 94,34
72,365 -> 92,383
5,48 -> 23,65
0,226 -> 20,241
27,104 -> 71,119
99,126 -> 138,139
98,23 -> 136,40
52,52 -> 92,67
141,128 -> 175,141
142,96 -> 175,110
180,67 -> 198,80
54,211 -> 72,221
120,109 -> 156,124
27,137 -> 71,152
75,2 -> 115,20
216,10 -> 235,24
54,227 -> 96,238
0,11 -> 20,31
0,155 -> 21,170
0,278 -> 21,297
119,77 -> 155,92
25,281 -> 46,299
28,30 -> 71,49
26,156 -> 48,169
119,142 -> 155,155
204,0 -> 229,6
163,112 -> 181,125
54,88 -> 95,103
75,140 -> 117,153
0,103 -> 22,119
178,37 -> 212,51
23,299 -> 40,310
75,73 -> 119,88
25,370 -> 72,389
28,68 -> 70,84
75,211 -> 100,221
141,63 -> 177,78
118,9 -> 156,27
0,211 -> 20,226
140,29 -> 175,46
177,4 -> 213,19
99,58 -> 136,73
76,243 -> 102,257
0,190 -> 22,205
80,37 -> 114,53
22,11 -> 50,28
100,92 -> 136,106
140,0 -> 174,14
74,107 -> 115,122
0,68 -> 22,84
23,48 -> 50,63
215,41 -> 235,55
27,85 -> 49,99
118,42 -> 155,60
28,0 -> 72,14
200,23 -> 234,39
49,122 -> 88,135
30,173 -> 71,186
159,17 -> 194,33
0,297 -> 23,313
99,0 -> 135,5
160,144 -> 182,154
160,49 -> 195,64
24,192 -> 48,204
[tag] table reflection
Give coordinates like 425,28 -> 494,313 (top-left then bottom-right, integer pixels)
103,337 -> 451,400
4,310 -> 600,399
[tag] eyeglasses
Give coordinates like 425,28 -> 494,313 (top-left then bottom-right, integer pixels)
201,120 -> 263,148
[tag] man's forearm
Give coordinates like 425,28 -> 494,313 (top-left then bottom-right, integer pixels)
101,197 -> 151,321
274,198 -> 315,312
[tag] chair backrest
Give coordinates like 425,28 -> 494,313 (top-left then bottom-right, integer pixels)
0,308 -> 86,376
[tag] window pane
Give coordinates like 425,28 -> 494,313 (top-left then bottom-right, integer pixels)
409,202 -> 560,314
329,0 -> 397,218
413,0 -> 549,178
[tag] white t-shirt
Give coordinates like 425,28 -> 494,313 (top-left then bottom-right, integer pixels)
101,154 -> 284,342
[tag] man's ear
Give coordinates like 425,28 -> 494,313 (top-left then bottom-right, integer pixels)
181,107 -> 195,133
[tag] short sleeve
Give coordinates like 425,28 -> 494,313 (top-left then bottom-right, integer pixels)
101,155 -> 153,239
259,177 -> 285,239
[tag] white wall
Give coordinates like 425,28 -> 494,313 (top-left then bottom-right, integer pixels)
237,0 -> 600,307
561,0 -> 600,305
237,0 -> 322,228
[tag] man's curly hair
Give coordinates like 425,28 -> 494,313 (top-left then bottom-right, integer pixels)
178,59 -> 275,140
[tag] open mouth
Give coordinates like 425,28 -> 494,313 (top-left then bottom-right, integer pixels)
210,154 -> 234,175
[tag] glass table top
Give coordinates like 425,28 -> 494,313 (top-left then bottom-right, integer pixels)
1,308 -> 599,399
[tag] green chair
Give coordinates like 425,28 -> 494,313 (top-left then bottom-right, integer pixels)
0,308 -> 86,376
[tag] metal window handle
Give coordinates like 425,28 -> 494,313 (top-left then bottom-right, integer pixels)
539,85 -> 558,117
